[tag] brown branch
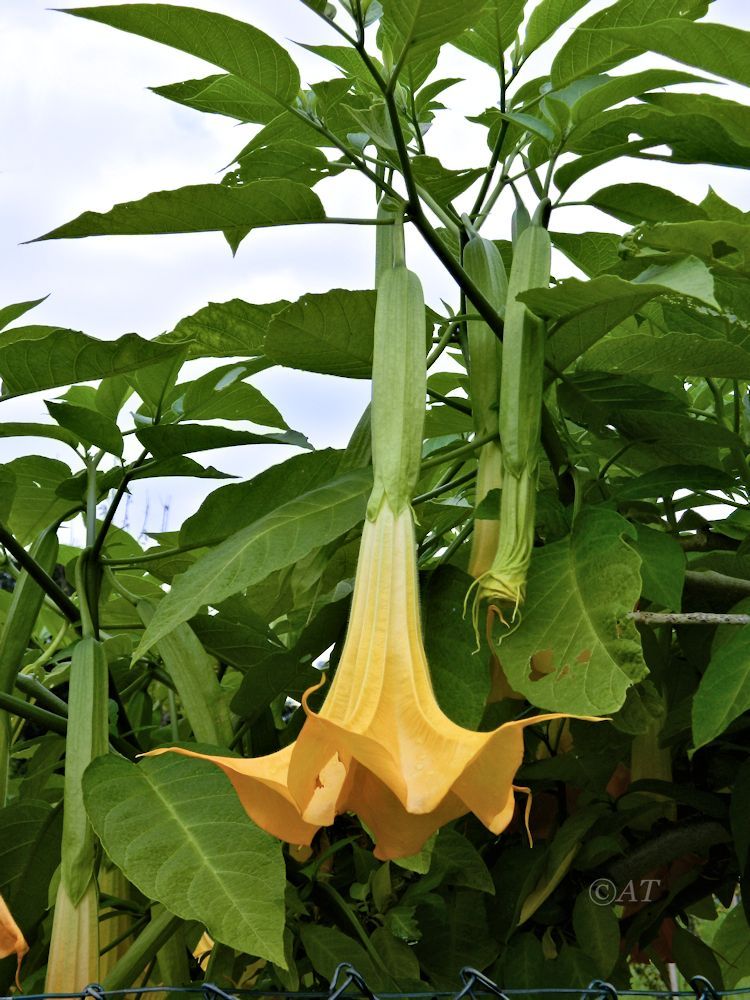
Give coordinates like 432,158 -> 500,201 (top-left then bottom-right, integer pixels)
629,610 -> 750,626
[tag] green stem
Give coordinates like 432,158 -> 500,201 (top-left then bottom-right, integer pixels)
101,907 -> 183,990
0,690 -> 68,736
101,540 -> 205,567
427,388 -> 472,415
421,431 -> 499,471
92,449 -> 149,560
426,320 -> 460,368
0,522 -> 79,623
413,469 -> 476,505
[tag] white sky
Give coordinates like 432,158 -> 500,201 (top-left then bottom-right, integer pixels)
1,0 -> 749,544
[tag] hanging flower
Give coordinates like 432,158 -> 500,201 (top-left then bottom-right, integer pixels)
147,204 -> 600,859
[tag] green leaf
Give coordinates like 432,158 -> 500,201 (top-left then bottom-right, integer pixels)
594,19 -> 750,89
151,73 -> 272,122
135,470 -> 372,655
0,422 -> 79,450
411,155 -> 484,203
381,0 -> 488,64
170,363 -> 287,428
535,272 -> 711,372
581,332 -> 750,380
452,0 -> 525,67
708,904 -> 750,988
557,370 -> 685,434
299,924 -> 388,990
415,889 -> 499,987
234,141 -> 336,186
636,220 -> 750,275
569,68 -> 707,123
587,183 -> 707,225
611,465 -> 737,502
631,525 -> 685,611
83,753 -> 285,963
572,891 -> 619,977
180,449 -> 343,547
164,298 -> 288,358
524,0 -> 592,56
4,457 -> 75,543
265,289 -> 376,378
0,800 -> 62,935
672,924 -> 725,990
422,566 -> 490,728
65,4 -> 300,121
0,327 -> 181,398
430,828 -> 495,894
46,401 -> 123,456
555,138 -> 653,195
136,423 -> 309,459
693,603 -> 750,748
550,231 -> 621,277
0,296 -> 48,331
34,181 -> 326,245
500,508 -> 648,714
551,0 -> 709,88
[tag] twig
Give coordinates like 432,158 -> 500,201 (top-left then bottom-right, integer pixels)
629,611 -> 750,626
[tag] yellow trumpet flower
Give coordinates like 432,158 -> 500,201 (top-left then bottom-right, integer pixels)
150,502 -> 584,859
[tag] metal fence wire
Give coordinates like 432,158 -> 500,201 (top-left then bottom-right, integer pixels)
3,967 -> 747,1000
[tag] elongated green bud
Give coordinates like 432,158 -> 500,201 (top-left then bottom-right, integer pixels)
0,526 -> 59,805
462,230 -> 508,580
61,636 -> 109,903
368,206 -> 426,518
478,213 -> 551,613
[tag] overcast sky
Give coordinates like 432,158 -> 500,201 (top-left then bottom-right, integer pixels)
2,0 -> 749,544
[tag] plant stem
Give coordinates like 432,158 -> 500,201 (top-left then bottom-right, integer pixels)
101,907 -> 183,990
0,522 -> 79,623
421,431 -> 499,471
427,388 -> 472,415
413,469 -> 476,505
629,611 -> 750,626
101,540 -> 205,566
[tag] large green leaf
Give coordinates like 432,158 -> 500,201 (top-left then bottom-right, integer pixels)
610,465 -> 737,502
595,20 -> 750,89
569,68 -> 707,124
65,4 -> 300,122
136,423 -> 309,459
711,905 -> 750,988
83,753 -> 285,962
452,0 -> 526,67
422,566 -> 490,728
169,363 -> 287,427
415,890 -> 499,987
180,449 -> 343,547
299,924 -> 389,990
135,469 -> 372,655
381,0 -> 488,65
0,327 -> 180,397
524,0 -> 592,56
555,139 -> 654,196
499,507 -> 648,714
693,599 -> 750,748
34,181 -> 325,243
165,298 -> 288,358
581,332 -> 750,379
550,0 -> 708,88
572,891 -> 619,977
534,265 -> 715,372
265,289 -> 377,378
569,100 -> 750,171
587,182 -> 706,225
